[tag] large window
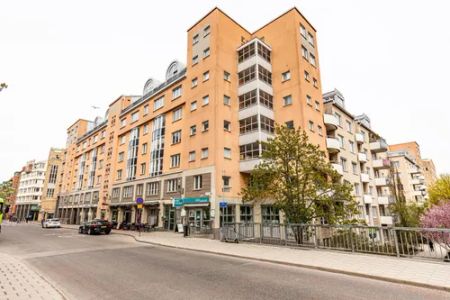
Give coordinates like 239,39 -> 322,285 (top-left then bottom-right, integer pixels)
146,182 -> 160,196
122,186 -> 133,199
221,205 -> 235,225
257,42 -> 271,62
240,205 -> 253,223
238,65 -> 256,86
262,205 -> 280,224
259,90 -> 273,109
240,142 -> 260,160
238,43 -> 255,63
166,179 -> 180,193
258,66 -> 272,85
149,115 -> 165,177
126,128 -> 139,181
48,165 -> 58,184
112,188 -> 120,199
260,115 -> 274,134
239,115 -> 258,134
239,89 -> 257,109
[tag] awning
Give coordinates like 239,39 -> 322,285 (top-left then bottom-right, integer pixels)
173,197 -> 209,208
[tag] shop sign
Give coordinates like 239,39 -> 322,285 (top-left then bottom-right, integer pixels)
172,197 -> 209,208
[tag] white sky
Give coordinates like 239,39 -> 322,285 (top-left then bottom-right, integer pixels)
1,0 -> 449,181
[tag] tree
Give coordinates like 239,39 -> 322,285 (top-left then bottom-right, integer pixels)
427,174 -> 450,206
241,126 -> 358,234
0,83 -> 8,92
388,164 -> 425,227
421,201 -> 450,255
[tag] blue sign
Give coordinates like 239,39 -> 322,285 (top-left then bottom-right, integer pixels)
136,197 -> 144,204
173,197 -> 209,208
219,201 -> 227,208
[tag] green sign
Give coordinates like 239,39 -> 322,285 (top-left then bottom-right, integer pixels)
173,197 -> 209,207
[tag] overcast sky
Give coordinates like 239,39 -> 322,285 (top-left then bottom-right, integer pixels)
1,0 -> 449,181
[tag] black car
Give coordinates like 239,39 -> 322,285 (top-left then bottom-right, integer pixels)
79,219 -> 112,235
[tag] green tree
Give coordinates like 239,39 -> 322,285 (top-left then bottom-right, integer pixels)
241,126 -> 358,236
0,179 -> 15,206
388,165 -> 425,227
0,83 -> 8,92
427,174 -> 450,205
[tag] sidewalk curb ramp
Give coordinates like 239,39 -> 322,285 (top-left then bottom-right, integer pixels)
62,225 -> 450,293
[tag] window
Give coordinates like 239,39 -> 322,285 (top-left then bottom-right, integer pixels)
117,169 -> 122,180
300,25 -> 307,38
240,142 -> 262,160
98,160 -> 103,169
338,135 -> 344,149
222,176 -> 231,189
260,115 -> 274,134
349,141 -> 355,153
172,130 -> 181,144
46,188 -> 54,198
258,66 -> 272,85
193,175 -> 202,190
239,115 -> 258,134
170,154 -> 180,168
172,86 -> 182,99
262,205 -> 279,224
123,186 -> 133,198
313,78 -> 318,88
224,120 -> 231,131
259,90 -> 273,109
154,96 -> 164,111
238,65 -> 256,85
221,205 -> 235,225
172,107 -> 182,122
93,135 -> 98,143
112,188 -> 120,199
192,34 -> 199,45
190,125 -> 197,136
285,121 -> 294,129
192,55 -> 199,65
317,125 -> 323,136
240,205 -> 252,223
335,112 -> 342,126
120,118 -> 127,127
283,95 -> 292,106
354,183 -> 360,196
146,182 -> 159,196
308,121 -> 314,131
310,54 -> 316,66
340,157 -> 347,172
190,101 -> 197,111
223,71 -> 230,81
203,25 -> 210,37
166,179 -> 179,193
142,143 -> 148,154
202,120 -> 209,131
189,151 -> 196,162
346,120 -> 352,133
224,148 -> 231,159
118,152 -> 124,162
306,94 -> 312,105
203,71 -> 209,81
223,95 -> 231,106
140,163 -> 146,175
202,95 -> 209,105
257,42 -> 271,62
352,162 -> 358,174
191,77 -> 198,88
304,71 -> 310,81
201,148 -> 209,159
238,42 -> 255,63
239,89 -> 257,109
282,71 -> 291,81
301,46 -> 308,59
203,47 -> 210,58
131,112 -> 139,122
136,184 -> 144,195
143,124 -> 149,135
307,32 -> 314,46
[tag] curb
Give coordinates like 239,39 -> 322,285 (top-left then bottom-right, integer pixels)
61,226 -> 450,293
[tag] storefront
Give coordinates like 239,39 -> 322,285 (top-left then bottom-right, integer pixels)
173,197 -> 211,234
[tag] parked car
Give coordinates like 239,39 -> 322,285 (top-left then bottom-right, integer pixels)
79,219 -> 112,235
42,218 -> 61,228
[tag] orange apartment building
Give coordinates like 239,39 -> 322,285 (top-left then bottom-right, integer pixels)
55,7 -> 329,233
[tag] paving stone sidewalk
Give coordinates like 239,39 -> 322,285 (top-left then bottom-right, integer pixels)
0,252 -> 64,300
62,225 -> 450,292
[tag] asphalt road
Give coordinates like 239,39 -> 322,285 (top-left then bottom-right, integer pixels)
1,223 -> 449,300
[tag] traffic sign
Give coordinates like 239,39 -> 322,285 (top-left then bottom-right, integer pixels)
137,204 -> 143,209
219,201 -> 227,208
136,197 -> 144,204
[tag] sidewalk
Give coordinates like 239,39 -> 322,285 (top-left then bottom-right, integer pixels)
0,252 -> 65,300
63,225 -> 450,292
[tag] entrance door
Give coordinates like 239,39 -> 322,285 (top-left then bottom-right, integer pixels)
164,205 -> 175,231
188,208 -> 210,233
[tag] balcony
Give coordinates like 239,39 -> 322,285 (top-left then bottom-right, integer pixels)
355,133 -> 364,144
377,196 -> 390,205
380,216 -> 393,225
374,177 -> 389,186
363,194 -> 373,204
240,158 -> 262,173
324,114 -> 339,130
331,163 -> 343,175
358,153 -> 367,163
373,158 -> 391,169
370,139 -> 388,153
360,173 -> 370,183
326,137 -> 340,153
409,167 -> 421,174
